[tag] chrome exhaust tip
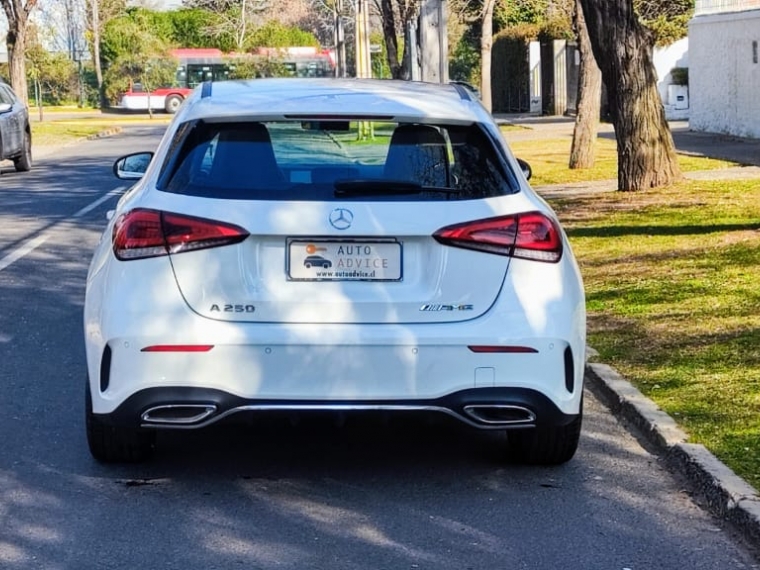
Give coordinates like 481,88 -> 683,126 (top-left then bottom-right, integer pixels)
462,405 -> 536,426
141,404 -> 217,426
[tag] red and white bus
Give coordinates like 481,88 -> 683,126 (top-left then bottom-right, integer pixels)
118,47 -> 335,114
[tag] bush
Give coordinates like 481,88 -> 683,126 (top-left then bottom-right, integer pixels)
449,25 -> 481,86
247,21 -> 319,50
25,47 -> 82,106
102,55 -> 177,106
670,67 -> 688,86
225,56 -> 288,79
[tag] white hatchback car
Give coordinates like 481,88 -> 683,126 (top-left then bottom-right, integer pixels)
85,78 -> 585,464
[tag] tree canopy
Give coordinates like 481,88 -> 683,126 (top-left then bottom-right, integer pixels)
100,13 -> 175,104
636,0 -> 692,45
94,3 -> 322,103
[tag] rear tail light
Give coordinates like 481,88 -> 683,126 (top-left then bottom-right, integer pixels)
113,209 -> 249,261
433,212 -> 562,262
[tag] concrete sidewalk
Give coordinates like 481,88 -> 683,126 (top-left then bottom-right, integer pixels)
535,164 -> 760,200
670,122 -> 760,167
494,114 -> 760,197
496,114 -> 760,167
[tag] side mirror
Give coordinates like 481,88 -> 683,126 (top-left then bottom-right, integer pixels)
113,152 -> 154,180
516,158 -> 532,181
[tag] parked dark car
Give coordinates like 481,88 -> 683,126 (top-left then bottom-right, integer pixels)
0,79 -> 31,172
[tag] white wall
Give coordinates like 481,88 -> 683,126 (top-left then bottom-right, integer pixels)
653,38 -> 689,104
689,9 -> 760,137
529,41 -> 541,114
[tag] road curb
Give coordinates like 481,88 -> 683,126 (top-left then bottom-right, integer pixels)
87,126 -> 123,139
585,361 -> 760,547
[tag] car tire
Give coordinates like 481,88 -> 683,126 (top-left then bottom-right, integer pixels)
85,379 -> 155,463
305,262 -> 312,268
13,130 -> 31,172
164,95 -> 183,114
507,404 -> 582,465
322,263 -> 329,269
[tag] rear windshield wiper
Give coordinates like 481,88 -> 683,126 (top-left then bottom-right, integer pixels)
334,179 -> 460,198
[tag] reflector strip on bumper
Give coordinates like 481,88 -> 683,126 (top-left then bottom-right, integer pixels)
468,345 -> 538,353
141,345 -> 214,353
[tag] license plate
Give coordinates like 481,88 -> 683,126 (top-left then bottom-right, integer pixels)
287,239 -> 403,281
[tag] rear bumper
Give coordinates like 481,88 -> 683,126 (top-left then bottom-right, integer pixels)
94,386 -> 580,431
92,334 -> 583,417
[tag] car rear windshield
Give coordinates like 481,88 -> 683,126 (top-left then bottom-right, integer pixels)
156,119 -> 520,201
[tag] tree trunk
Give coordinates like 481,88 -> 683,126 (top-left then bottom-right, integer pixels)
7,25 -> 28,106
92,0 -> 105,108
479,0 -> 496,112
578,0 -> 682,191
399,16 -> 413,80
378,0 -> 403,78
2,0 -> 39,108
569,0 -> 602,169
237,0 -> 248,50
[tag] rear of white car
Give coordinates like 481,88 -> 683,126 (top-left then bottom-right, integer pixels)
84,79 -> 585,464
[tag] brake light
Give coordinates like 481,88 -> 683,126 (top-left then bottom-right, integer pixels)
433,212 -> 562,262
113,209 -> 249,261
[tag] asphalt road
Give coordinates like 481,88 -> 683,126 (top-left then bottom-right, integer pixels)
0,126 -> 758,569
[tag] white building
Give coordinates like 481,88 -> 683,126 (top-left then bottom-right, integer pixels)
523,38 -> 690,120
654,38 -> 690,121
689,0 -> 760,137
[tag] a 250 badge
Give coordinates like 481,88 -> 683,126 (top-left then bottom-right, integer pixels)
209,304 -> 256,313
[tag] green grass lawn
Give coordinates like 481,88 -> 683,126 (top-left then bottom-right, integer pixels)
544,175 -> 760,489
505,135 -> 738,186
32,121 -> 117,146
32,115 -> 171,147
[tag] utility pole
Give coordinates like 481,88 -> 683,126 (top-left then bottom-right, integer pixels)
355,0 -> 373,139
419,0 -> 448,83
408,19 -> 420,81
91,0 -> 105,108
333,0 -> 346,77
354,0 -> 371,79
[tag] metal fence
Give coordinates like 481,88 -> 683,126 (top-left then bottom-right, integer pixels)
695,0 -> 760,15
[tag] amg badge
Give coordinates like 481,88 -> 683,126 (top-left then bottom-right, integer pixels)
419,304 -> 474,312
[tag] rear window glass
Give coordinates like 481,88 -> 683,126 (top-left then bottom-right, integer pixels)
156,120 -> 519,201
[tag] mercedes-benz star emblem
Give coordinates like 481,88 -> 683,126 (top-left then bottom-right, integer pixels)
329,208 -> 354,230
